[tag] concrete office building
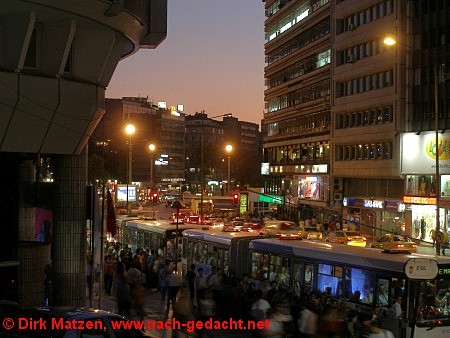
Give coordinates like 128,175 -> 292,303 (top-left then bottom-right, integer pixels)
91,97 -> 186,190
263,0 -> 450,242
262,0 -> 332,222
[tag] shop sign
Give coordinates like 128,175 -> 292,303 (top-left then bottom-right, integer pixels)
363,199 -> 384,209
404,258 -> 438,280
403,196 -> 437,205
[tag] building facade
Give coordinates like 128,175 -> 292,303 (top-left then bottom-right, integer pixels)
263,0 -> 450,244
185,112 -> 262,196
91,97 -> 185,191
262,0 -> 333,222
0,0 -> 167,306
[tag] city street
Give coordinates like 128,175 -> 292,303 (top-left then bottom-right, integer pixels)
138,200 -> 442,256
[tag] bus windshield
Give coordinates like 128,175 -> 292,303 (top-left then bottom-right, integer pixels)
416,275 -> 450,326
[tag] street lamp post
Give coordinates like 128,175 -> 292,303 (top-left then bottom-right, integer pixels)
226,144 -> 233,194
125,123 -> 136,215
199,112 -> 232,225
148,143 -> 156,189
434,62 -> 441,256
384,36 -> 441,255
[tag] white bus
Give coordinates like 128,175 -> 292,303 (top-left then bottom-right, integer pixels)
181,228 -> 450,337
247,238 -> 450,338
181,228 -> 261,276
123,219 -> 194,259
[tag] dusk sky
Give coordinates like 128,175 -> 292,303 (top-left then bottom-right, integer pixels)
106,0 -> 266,125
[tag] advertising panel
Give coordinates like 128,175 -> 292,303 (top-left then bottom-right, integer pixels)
116,184 -> 137,202
298,176 -> 321,200
401,131 -> 450,174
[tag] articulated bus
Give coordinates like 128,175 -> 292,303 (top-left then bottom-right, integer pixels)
181,230 -> 450,337
123,219 -> 195,258
248,238 -> 450,337
181,228 -> 261,276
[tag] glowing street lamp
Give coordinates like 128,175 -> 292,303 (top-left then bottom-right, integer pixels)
199,112 -> 232,224
148,143 -> 156,189
384,35 -> 441,255
125,123 -> 135,214
226,144 -> 233,193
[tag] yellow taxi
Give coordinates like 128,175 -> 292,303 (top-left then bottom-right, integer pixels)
370,234 -> 417,253
324,230 -> 367,247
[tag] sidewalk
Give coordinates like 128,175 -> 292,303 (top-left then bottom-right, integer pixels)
86,286 -> 184,338
86,286 -> 258,338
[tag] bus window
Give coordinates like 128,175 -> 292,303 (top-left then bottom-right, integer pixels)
269,255 -> 290,287
416,278 -> 450,321
293,262 -> 315,296
216,248 -> 229,273
250,252 -> 269,280
376,278 -> 390,306
345,267 -> 373,304
318,263 -> 343,297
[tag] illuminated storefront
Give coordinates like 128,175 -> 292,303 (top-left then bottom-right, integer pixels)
401,132 -> 450,242
342,197 -> 405,240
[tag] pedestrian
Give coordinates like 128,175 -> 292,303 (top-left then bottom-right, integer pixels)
194,268 -> 208,314
133,281 -> 146,320
251,289 -> 271,321
359,312 -> 395,338
185,264 -> 197,309
442,229 -> 449,255
159,261 -> 171,313
297,302 -> 318,338
165,266 -> 182,317
114,262 -> 131,317
125,262 -> 142,293
104,255 -> 115,296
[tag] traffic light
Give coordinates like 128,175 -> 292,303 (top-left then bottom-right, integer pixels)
232,193 -> 239,205
152,192 -> 158,203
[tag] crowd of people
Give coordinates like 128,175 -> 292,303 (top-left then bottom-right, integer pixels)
92,243 -> 407,338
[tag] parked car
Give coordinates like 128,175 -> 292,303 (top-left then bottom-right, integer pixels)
0,306 -> 148,337
325,230 -> 367,247
370,234 -> 417,253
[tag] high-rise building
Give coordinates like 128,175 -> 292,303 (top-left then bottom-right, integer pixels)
263,0 -> 450,244
91,97 -> 185,189
262,0 -> 332,221
185,112 -> 262,195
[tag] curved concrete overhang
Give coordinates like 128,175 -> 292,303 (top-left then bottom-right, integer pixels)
0,0 -> 167,154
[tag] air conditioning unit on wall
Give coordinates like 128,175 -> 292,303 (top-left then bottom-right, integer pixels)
334,192 -> 343,200
333,178 -> 343,192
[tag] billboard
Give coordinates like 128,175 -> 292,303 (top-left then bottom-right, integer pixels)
116,184 -> 137,202
401,131 -> 450,174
